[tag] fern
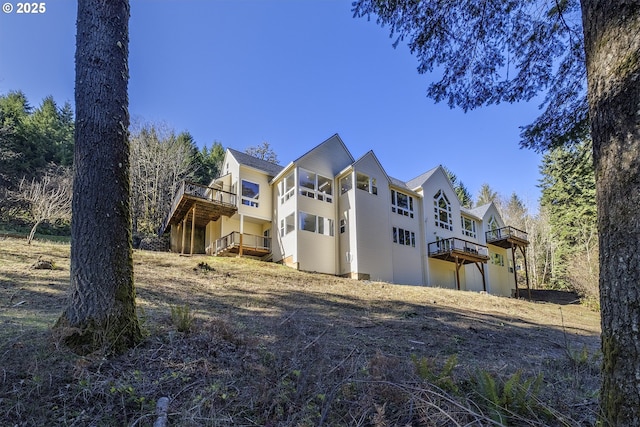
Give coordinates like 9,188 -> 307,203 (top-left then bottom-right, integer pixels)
471,369 -> 546,425
411,354 -> 459,393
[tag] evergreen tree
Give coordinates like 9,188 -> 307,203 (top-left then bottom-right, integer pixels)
539,139 -> 596,287
476,183 -> 498,206
443,166 -> 473,208
193,141 -> 225,185
28,96 -> 75,167
0,92 -> 74,189
57,0 -> 142,355
0,91 -> 36,184
501,193 -> 527,232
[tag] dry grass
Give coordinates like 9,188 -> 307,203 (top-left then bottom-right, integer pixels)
0,237 -> 601,426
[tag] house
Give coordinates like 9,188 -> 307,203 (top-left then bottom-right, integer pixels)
161,134 -> 530,297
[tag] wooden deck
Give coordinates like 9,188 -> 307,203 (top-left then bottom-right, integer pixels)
486,226 -> 531,298
485,226 -> 529,248
161,181 -> 237,233
428,238 -> 490,264
215,232 -> 271,258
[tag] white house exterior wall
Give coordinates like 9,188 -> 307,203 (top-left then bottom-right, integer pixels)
351,153 -> 394,283
481,204 -> 516,297
338,170 -> 357,277
236,166 -> 272,222
389,186 -> 423,285
192,137 -> 523,298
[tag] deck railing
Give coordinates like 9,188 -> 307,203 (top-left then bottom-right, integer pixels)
428,237 -> 489,258
215,232 -> 271,255
160,181 -> 237,234
485,226 -> 528,243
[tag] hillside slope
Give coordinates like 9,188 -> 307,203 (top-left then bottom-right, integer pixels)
0,237 -> 601,426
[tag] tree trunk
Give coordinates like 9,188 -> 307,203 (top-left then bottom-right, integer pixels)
56,0 -> 141,355
581,1 -> 640,424
27,219 -> 42,245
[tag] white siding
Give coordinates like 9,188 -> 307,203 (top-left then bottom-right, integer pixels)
352,153 -> 394,282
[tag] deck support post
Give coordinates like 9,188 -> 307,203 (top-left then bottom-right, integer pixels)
511,243 -> 519,298
181,217 -> 187,255
190,205 -> 196,256
238,214 -> 244,257
455,256 -> 461,290
474,262 -> 487,292
519,245 -> 531,298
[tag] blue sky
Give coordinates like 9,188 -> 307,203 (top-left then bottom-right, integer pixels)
0,0 -> 543,207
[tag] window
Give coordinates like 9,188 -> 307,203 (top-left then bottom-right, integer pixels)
392,227 -> 416,247
391,190 -> 414,218
299,211 -> 334,236
340,174 -> 352,194
280,172 -> 295,204
318,216 -> 334,236
356,172 -> 377,195
339,218 -> 346,234
461,216 -> 477,238
317,175 -> 332,202
242,180 -> 259,207
488,215 -> 499,231
486,215 -> 500,239
280,213 -> 295,236
434,190 -> 452,230
299,168 -> 332,203
300,211 -> 316,232
491,252 -> 504,266
299,169 -> 316,198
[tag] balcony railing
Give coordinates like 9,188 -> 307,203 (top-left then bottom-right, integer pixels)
428,237 -> 489,259
485,226 -> 528,245
160,181 -> 237,234
215,232 -> 271,256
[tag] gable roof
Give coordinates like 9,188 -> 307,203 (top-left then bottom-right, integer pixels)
389,176 -> 411,190
293,133 -> 355,165
227,148 -> 284,177
460,206 -> 483,221
465,203 -> 493,219
405,166 -> 439,190
352,150 -> 391,185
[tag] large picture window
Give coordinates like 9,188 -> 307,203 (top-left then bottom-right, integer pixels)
391,190 -> 414,218
434,190 -> 452,230
299,168 -> 332,203
299,211 -> 334,236
242,180 -> 259,207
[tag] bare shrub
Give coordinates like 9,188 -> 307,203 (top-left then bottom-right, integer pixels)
566,244 -> 600,310
12,167 -> 72,244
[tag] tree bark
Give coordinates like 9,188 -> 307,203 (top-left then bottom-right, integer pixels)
581,0 -> 640,424
57,0 -> 141,355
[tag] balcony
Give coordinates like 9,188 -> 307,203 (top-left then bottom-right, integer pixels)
215,232 -> 271,258
485,226 -> 529,249
160,181 -> 237,234
428,238 -> 490,264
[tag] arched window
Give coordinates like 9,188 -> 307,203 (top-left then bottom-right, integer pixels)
488,215 -> 499,231
434,190 -> 453,230
486,215 -> 500,240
